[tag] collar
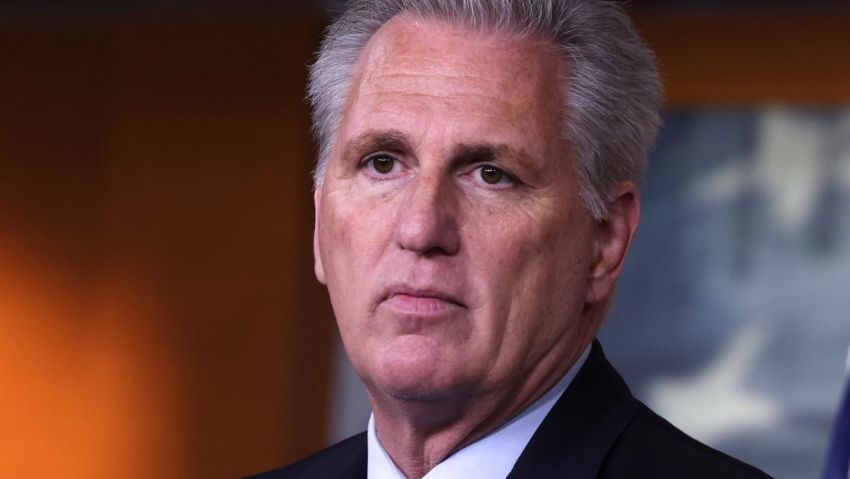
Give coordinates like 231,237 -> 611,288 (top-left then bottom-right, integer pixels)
367,346 -> 591,479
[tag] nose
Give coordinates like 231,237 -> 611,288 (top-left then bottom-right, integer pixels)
395,173 -> 461,256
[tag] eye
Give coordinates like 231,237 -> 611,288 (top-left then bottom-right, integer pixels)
473,165 -> 514,187
479,165 -> 504,184
363,153 -> 400,176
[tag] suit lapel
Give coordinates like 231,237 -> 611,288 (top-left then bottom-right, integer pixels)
508,340 -> 639,479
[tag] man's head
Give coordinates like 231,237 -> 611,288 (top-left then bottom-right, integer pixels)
309,0 -> 661,409
310,0 -> 662,219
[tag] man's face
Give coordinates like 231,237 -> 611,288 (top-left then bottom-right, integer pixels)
314,16 -> 603,402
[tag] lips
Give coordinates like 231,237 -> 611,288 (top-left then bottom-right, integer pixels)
379,286 -> 466,315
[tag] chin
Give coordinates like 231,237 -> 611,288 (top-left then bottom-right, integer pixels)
380,384 -> 446,402
375,374 -> 465,403
369,337 -> 469,402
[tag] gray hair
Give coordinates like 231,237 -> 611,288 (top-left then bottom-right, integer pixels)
307,0 -> 663,219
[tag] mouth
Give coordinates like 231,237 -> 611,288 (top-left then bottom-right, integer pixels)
379,286 -> 467,315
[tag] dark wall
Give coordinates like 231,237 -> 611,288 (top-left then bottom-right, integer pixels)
0,6 -> 334,478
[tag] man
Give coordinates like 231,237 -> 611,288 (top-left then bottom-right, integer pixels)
253,0 -> 771,477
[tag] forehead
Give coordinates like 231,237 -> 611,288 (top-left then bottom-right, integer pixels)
361,15 -> 557,91
339,15 -> 566,148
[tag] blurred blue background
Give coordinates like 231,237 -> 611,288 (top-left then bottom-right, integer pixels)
604,109 -> 850,478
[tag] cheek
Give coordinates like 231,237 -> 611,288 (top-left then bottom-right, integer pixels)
320,190 -> 393,273
318,189 -> 401,337
317,201 -> 364,318
470,211 -> 593,336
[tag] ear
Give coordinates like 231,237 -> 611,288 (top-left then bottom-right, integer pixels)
313,187 -> 327,285
586,182 -> 640,304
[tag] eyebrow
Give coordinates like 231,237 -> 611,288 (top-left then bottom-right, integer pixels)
452,143 -> 522,164
345,130 -> 411,157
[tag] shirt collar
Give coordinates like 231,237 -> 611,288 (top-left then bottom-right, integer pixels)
367,345 -> 591,479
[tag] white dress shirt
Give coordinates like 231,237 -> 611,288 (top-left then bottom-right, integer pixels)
367,346 -> 591,479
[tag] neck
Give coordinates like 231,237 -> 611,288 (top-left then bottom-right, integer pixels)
368,340 -> 591,479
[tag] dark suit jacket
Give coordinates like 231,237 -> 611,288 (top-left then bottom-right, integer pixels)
249,341 -> 771,478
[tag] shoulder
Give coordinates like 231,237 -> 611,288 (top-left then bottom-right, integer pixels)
245,432 -> 367,479
600,403 -> 772,479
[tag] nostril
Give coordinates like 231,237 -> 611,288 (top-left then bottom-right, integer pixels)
421,245 -> 452,258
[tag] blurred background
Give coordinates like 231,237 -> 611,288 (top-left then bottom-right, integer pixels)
0,1 -> 848,478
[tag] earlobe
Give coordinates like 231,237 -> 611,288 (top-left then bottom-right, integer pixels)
586,182 -> 640,304
313,188 -> 327,285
